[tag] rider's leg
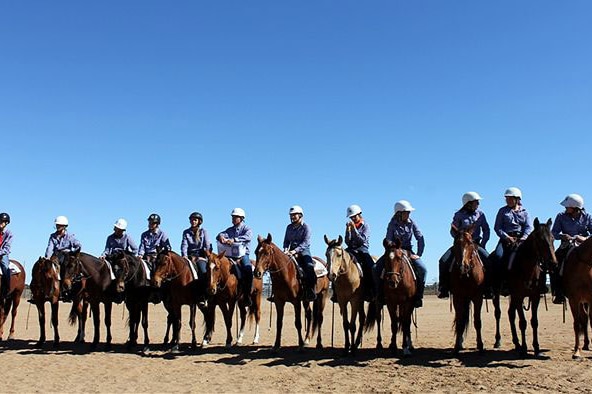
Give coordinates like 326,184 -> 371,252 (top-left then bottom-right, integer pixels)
551,247 -> 567,304
372,256 -> 385,304
412,257 -> 427,308
438,247 -> 452,298
240,255 -> 253,306
300,255 -> 317,302
0,254 -> 10,299
478,246 -> 494,299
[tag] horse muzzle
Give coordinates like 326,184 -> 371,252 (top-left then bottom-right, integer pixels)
207,286 -> 217,296
116,281 -> 126,293
151,277 -> 162,288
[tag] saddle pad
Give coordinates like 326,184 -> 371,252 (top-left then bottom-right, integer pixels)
141,260 -> 151,280
103,260 -> 116,280
8,261 -> 20,275
355,262 -> 363,278
183,257 -> 199,281
313,257 -> 328,278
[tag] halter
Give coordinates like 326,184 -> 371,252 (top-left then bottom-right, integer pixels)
384,251 -> 409,287
258,245 -> 290,275
155,252 -> 188,283
326,245 -> 350,279
113,252 -> 142,284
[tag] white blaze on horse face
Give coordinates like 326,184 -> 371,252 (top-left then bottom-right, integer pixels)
209,262 -> 216,272
389,251 -> 395,260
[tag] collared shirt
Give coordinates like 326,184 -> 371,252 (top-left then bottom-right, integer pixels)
345,221 -> 370,253
181,227 -> 211,257
0,229 -> 13,256
45,231 -> 82,258
494,205 -> 533,241
217,222 -> 252,255
451,208 -> 490,248
283,222 -> 311,256
102,233 -> 138,256
385,217 -> 425,256
138,228 -> 171,256
552,211 -> 592,240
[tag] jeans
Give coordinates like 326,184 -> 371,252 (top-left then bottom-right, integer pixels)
373,253 -> 427,299
238,254 -> 253,293
348,249 -> 375,297
296,254 -> 316,289
0,254 -> 9,296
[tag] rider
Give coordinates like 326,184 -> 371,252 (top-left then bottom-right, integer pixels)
181,212 -> 211,305
373,200 -> 427,308
45,216 -> 82,264
101,218 -> 138,258
217,208 -> 253,306
490,187 -> 533,295
138,213 -> 171,271
551,193 -> 592,304
283,205 -> 317,302
0,213 -> 13,300
438,192 -> 490,299
344,204 -> 374,302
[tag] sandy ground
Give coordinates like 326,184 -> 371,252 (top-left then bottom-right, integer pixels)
1,295 -> 591,393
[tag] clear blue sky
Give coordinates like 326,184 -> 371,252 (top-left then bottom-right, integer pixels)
2,1 -> 591,283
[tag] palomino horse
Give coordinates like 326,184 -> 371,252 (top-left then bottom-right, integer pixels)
152,249 -> 203,351
367,238 -> 416,356
61,251 -> 116,350
0,260 -> 25,341
563,237 -> 592,359
499,218 -> 557,357
324,235 -> 366,355
450,227 -> 485,354
254,234 -> 329,351
203,250 -> 262,347
30,257 -> 61,347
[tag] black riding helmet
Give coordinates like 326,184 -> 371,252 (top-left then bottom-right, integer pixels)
147,213 -> 161,224
0,213 -> 9,224
189,212 -> 203,222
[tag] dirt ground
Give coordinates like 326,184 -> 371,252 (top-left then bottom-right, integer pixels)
1,295 -> 591,393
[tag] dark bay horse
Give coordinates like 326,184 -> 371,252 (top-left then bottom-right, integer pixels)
0,260 -> 25,341
500,218 -> 557,357
367,239 -> 416,356
324,235 -> 366,355
203,250 -> 262,347
30,257 -> 61,347
61,251 -> 116,350
563,237 -> 592,359
254,234 -> 329,351
450,228 -> 485,354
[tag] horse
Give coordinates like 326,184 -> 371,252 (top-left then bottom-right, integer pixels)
497,217 -> 557,357
152,249 -> 204,351
562,237 -> 592,359
0,259 -> 25,341
61,251 -> 116,350
29,257 -> 61,347
254,234 -> 329,351
366,238 -> 417,356
449,227 -> 485,354
324,235 -> 365,355
202,250 -> 262,347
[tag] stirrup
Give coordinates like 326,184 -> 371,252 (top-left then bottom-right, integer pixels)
552,295 -> 565,305
437,290 -> 449,299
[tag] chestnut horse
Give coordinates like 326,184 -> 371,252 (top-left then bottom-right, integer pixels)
254,234 -> 329,351
449,228 -> 485,354
0,260 -> 25,341
563,237 -> 592,359
202,250 -> 262,347
30,257 -> 61,347
324,235 -> 366,355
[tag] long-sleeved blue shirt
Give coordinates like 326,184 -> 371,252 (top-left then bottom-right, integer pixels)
181,227 -> 211,257
552,211 -> 592,240
138,228 -> 171,256
283,222 -> 311,256
345,221 -> 370,253
385,217 -> 425,256
45,231 -> 82,258
102,233 -> 138,256
0,229 -> 13,256
217,223 -> 252,255
451,208 -> 490,248
494,205 -> 533,241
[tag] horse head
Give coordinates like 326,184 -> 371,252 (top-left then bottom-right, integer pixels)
324,234 -> 345,281
383,238 -> 406,288
151,247 -> 174,288
59,249 -> 83,293
254,233 -> 274,279
31,256 -> 60,301
453,226 -> 478,277
530,217 -> 557,270
108,251 -> 132,293
204,250 -> 226,296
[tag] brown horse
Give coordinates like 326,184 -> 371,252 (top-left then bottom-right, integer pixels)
449,227 -> 485,354
254,234 -> 329,351
152,249 -> 203,351
562,237 -> 592,359
503,218 -> 557,357
0,260 -> 25,341
324,235 -> 366,355
202,250 -> 262,347
30,257 -> 61,347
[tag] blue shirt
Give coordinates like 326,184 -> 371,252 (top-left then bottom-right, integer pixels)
345,221 -> 370,253
451,208 -> 490,248
45,231 -> 82,258
138,228 -> 171,256
283,222 -> 311,256
386,217 -> 425,256
181,227 -> 211,257
494,205 -> 533,241
552,211 -> 592,240
102,233 -> 138,256
0,229 -> 13,256
217,222 -> 252,255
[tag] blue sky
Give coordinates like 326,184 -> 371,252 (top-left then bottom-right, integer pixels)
2,1 -> 591,283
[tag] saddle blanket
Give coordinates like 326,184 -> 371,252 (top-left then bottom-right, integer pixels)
313,257 -> 328,278
9,262 -> 21,275
141,260 -> 151,280
103,260 -> 116,280
183,257 -> 203,281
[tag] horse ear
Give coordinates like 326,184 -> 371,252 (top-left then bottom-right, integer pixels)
266,233 -> 272,243
324,234 -> 330,245
257,234 -> 264,244
218,250 -> 226,258
394,238 -> 402,248
534,217 -> 540,228
337,235 -> 343,245
383,238 -> 389,249
546,218 -> 552,227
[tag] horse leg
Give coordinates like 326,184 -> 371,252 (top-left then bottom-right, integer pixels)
295,302 -> 304,350
221,302 -> 234,348
202,303 -> 215,346
90,302 -> 101,350
531,296 -> 541,356
493,294 -> 502,348
104,301 -> 113,350
172,305 -> 182,351
237,304 -> 247,345
141,301 -> 150,350
569,299 -> 583,359
516,298 -> 528,356
354,298 -> 366,351
583,307 -> 590,351
340,301 -> 351,354
51,302 -> 60,347
452,296 -> 468,355
303,302 -> 312,345
508,299 -> 521,351
163,312 -> 172,345
79,301 -> 89,343
127,303 -> 139,349
35,303 -> 46,348
401,303 -> 413,357
7,295 -> 19,340
272,302 -> 285,352
189,304 -> 197,350
375,303 -> 383,350
473,297 -> 484,353
386,302 -> 398,352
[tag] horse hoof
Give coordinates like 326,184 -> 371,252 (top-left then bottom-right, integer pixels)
316,343 -> 323,350
170,345 -> 180,353
403,348 -> 412,357
573,353 -> 582,360
7,334 -> 15,341
252,339 -> 259,345
34,341 -> 44,349
105,343 -> 112,352
271,346 -> 279,354
225,342 -> 232,349
90,343 -> 98,352
142,346 -> 150,353
494,341 -> 501,349
304,339 -> 310,345
201,340 -> 209,347
583,344 -> 590,351
376,343 -> 383,350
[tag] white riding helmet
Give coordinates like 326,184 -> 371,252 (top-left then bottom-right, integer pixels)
231,208 -> 246,218
462,191 -> 482,206
394,200 -> 415,213
54,215 -> 69,226
114,218 -> 128,230
346,204 -> 362,218
504,187 -> 522,199
289,205 -> 304,215
560,193 -> 584,209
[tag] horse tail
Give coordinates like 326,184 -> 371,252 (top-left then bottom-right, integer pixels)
311,298 -> 322,337
452,300 -> 471,338
247,295 -> 257,325
68,302 -> 78,326
364,301 -> 377,333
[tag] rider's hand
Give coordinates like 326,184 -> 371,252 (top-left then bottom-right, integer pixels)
506,236 -> 517,244
575,235 -> 587,243
561,234 -> 573,242
410,254 -> 420,260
